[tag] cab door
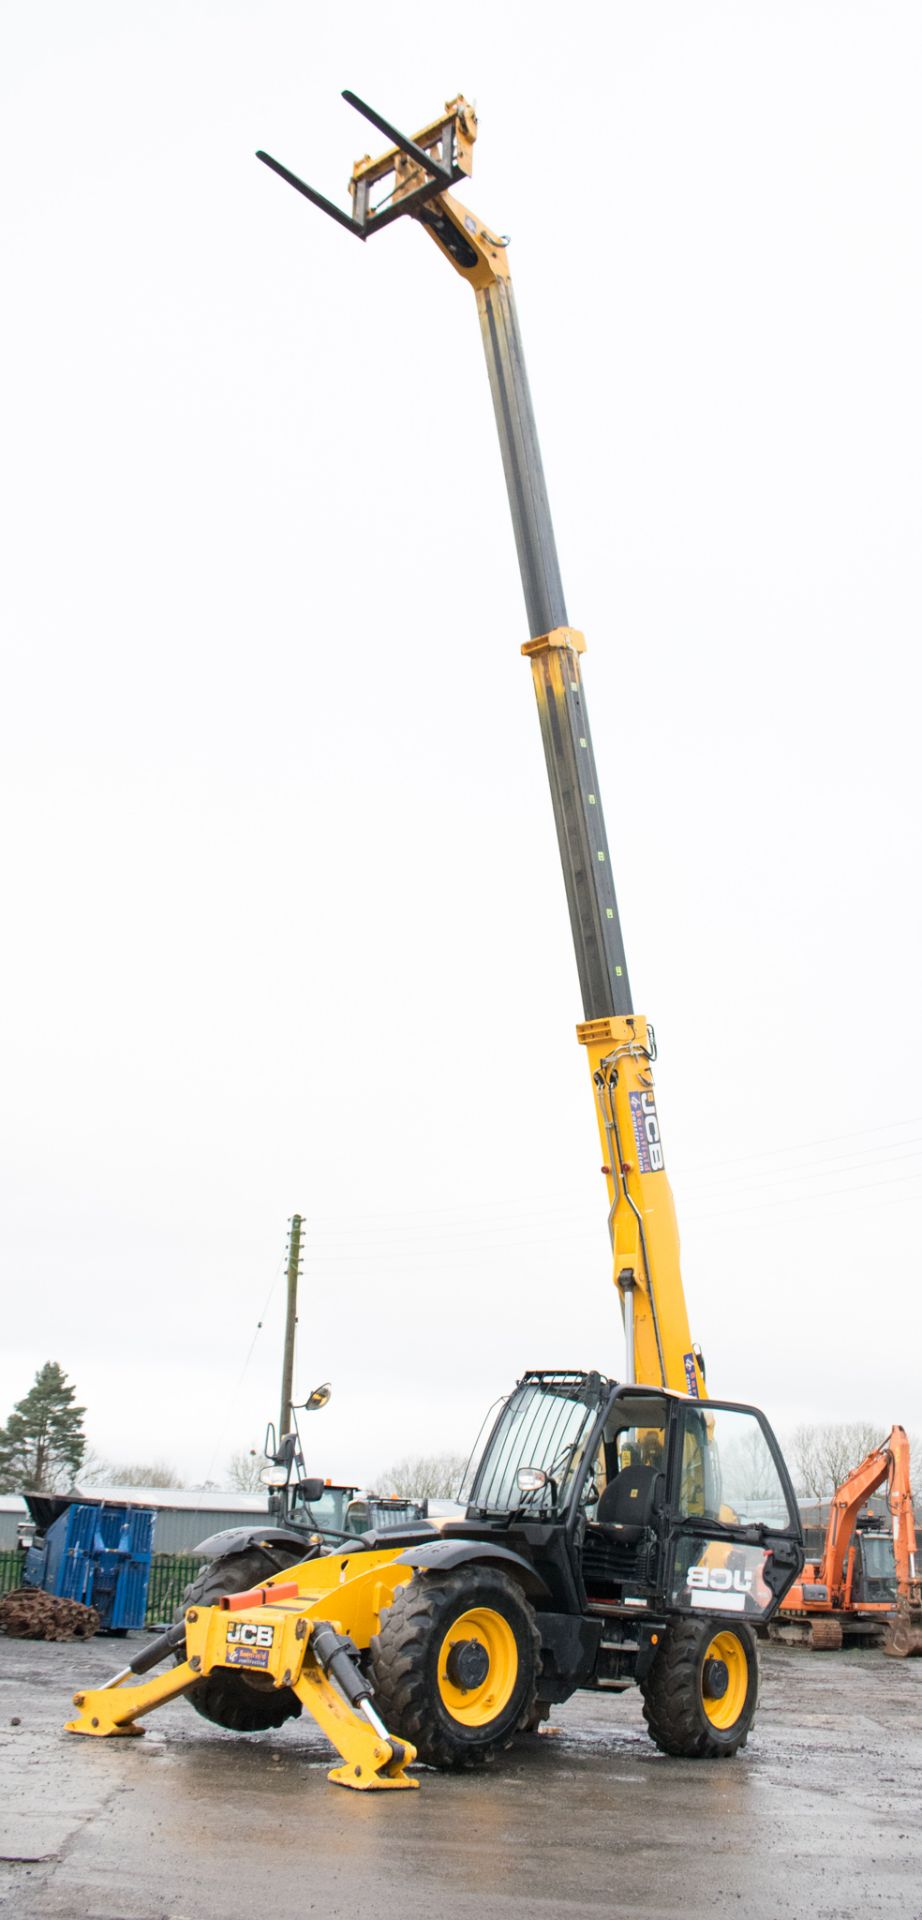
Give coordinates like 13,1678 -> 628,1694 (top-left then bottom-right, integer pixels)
665,1400 -> 803,1623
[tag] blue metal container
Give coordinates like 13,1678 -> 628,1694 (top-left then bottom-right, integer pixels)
23,1499 -> 155,1631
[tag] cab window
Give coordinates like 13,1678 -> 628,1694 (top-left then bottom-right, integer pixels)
677,1406 -> 796,1530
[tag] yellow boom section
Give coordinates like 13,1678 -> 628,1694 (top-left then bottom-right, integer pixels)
578,1014 -> 704,1398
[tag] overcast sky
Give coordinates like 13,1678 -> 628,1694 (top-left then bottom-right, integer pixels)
2,3 -> 920,1491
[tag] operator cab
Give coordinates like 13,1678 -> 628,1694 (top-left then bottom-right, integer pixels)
579,1386 -> 802,1617
851,1524 -> 899,1608
461,1371 -> 802,1624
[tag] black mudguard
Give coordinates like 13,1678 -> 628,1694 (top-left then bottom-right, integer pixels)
192,1524 -> 315,1561
394,1536 -> 552,1601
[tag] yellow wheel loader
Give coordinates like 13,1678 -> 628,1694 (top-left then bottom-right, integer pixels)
67,97 -> 803,1788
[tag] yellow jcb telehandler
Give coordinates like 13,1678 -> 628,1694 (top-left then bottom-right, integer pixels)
67,96 -> 803,1790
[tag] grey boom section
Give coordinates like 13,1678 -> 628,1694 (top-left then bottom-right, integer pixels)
526,643 -> 633,1021
475,279 -> 567,638
475,275 -> 633,1020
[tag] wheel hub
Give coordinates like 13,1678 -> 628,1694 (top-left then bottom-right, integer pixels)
445,1637 -> 491,1691
702,1657 -> 729,1700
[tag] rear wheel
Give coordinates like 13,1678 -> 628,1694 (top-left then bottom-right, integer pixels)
370,1566 -> 539,1769
177,1547 -> 304,1732
641,1618 -> 758,1758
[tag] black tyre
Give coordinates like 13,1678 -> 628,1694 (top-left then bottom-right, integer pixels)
370,1566 -> 539,1769
176,1548 -> 304,1733
640,1618 -> 758,1758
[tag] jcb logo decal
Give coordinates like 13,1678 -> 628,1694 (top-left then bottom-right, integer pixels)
688,1567 -> 752,1594
629,1090 -> 665,1174
226,1622 -> 275,1648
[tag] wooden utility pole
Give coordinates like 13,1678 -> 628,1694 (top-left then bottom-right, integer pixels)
279,1213 -> 303,1439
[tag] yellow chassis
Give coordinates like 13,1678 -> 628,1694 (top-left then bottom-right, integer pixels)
67,1550 -> 419,1791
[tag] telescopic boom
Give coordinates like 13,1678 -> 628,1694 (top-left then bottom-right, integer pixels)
257,95 -> 705,1399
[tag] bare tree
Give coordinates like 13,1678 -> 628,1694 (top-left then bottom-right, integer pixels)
96,1460 -> 186,1489
788,1422 -> 888,1503
788,1426 -> 824,1503
376,1452 -> 468,1501
721,1424 -> 778,1502
73,1444 -> 110,1487
226,1451 -> 270,1493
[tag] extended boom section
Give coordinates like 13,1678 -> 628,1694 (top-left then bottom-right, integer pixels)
259,95 -> 704,1398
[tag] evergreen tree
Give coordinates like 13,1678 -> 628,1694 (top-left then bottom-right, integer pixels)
0,1362 -> 87,1491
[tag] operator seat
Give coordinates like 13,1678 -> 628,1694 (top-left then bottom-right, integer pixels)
595,1464 -> 662,1544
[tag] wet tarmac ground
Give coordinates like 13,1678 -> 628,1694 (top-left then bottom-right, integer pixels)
0,1633 -> 920,1920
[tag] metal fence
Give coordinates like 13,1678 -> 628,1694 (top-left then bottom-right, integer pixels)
144,1555 -> 204,1625
0,1551 -> 22,1596
0,1550 -> 204,1627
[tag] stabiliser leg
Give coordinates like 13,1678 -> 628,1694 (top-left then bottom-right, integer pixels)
299,1618 -> 418,1789
67,1653 -> 200,1736
65,1602 -> 418,1789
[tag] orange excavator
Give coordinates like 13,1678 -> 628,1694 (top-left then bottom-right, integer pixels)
771,1426 -> 922,1655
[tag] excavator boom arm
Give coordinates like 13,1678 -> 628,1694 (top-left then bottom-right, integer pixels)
884,1426 -> 919,1593
823,1426 -> 918,1599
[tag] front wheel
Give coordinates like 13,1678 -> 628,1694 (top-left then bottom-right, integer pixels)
370,1566 -> 539,1769
640,1619 -> 758,1758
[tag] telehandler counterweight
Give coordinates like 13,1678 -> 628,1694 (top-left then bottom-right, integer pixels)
67,95 -> 803,1790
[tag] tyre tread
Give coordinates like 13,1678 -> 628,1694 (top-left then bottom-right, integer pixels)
177,1548 -> 303,1733
640,1618 -> 757,1759
371,1567 -> 539,1770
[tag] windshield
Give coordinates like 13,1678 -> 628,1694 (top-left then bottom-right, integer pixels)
289,1485 -> 354,1532
465,1374 -> 600,1515
677,1405 -> 797,1531
859,1533 -> 896,1582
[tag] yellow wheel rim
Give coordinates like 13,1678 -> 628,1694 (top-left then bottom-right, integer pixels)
701,1631 -> 749,1730
437,1607 -> 518,1727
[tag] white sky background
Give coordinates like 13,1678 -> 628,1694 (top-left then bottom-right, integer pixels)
2,3 -> 920,1489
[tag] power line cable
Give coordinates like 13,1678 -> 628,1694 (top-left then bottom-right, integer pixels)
203,1251 -> 285,1485
293,1165 -> 922,1272
298,1119 -> 922,1242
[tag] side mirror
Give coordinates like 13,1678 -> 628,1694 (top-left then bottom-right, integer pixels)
298,1477 -> 326,1505
517,1468 -> 548,1494
259,1464 -> 290,1488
